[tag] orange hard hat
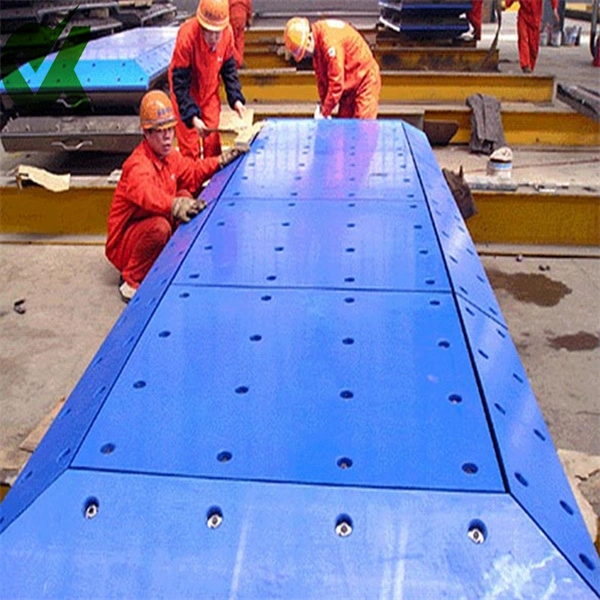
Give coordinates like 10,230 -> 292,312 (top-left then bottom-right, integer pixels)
196,0 -> 229,31
139,90 -> 177,130
284,17 -> 310,62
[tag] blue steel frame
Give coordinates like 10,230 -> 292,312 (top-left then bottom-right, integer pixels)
0,119 -> 598,598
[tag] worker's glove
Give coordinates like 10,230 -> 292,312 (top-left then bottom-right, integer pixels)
171,196 -> 206,223
219,147 -> 247,169
314,104 -> 324,120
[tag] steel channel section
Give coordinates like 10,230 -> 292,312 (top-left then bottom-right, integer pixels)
0,119 -> 598,597
0,470 -> 595,599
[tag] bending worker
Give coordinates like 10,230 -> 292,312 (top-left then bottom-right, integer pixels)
505,0 -> 559,73
169,0 -> 246,159
106,90 -> 243,303
229,0 -> 253,68
284,17 -> 381,119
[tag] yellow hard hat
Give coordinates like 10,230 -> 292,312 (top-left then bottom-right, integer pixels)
284,17 -> 310,62
197,0 -> 229,31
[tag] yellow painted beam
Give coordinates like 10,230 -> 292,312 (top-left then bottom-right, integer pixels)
0,185 -> 111,236
469,191 -> 600,246
1,183 -> 598,247
239,69 -> 556,104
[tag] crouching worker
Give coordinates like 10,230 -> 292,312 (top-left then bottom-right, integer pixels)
106,90 -> 243,303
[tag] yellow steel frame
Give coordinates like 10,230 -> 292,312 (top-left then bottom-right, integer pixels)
1,185 -> 598,247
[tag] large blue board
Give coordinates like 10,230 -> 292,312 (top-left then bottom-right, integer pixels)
0,119 -> 598,598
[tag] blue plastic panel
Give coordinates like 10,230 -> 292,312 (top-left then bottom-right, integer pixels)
404,123 -> 508,328
74,287 -> 503,492
226,120 -> 425,201
457,297 -> 600,590
0,469 -> 595,599
0,165 -> 236,536
174,199 -> 450,291
0,27 -> 177,94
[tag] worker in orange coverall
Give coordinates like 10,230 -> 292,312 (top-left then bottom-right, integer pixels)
467,0 -> 483,41
284,17 -> 381,119
505,0 -> 559,72
229,0 -> 253,68
169,0 -> 246,159
106,90 -> 244,303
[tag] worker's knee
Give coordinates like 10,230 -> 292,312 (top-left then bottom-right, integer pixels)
145,216 -> 173,249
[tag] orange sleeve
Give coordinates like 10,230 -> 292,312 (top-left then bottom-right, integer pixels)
320,42 -> 345,117
173,151 -> 221,195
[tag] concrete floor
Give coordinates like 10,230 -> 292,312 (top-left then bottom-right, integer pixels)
0,10 -> 599,545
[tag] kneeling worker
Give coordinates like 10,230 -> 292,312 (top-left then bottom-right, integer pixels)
106,90 -> 243,303
284,17 -> 381,120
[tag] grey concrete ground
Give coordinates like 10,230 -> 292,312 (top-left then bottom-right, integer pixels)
0,7 -> 598,545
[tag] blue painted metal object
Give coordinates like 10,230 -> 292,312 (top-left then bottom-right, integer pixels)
0,27 -> 177,95
0,119 -> 598,598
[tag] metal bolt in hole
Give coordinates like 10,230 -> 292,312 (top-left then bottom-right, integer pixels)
337,457 -> 353,469
335,515 -> 353,537
84,497 -> 99,520
206,507 -> 223,529
467,520 -> 487,544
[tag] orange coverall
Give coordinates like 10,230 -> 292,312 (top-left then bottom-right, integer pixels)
229,0 -> 253,68
106,140 -> 219,288
169,18 -> 245,158
311,19 -> 381,119
506,0 -> 558,71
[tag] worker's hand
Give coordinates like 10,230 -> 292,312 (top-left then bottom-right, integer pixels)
171,196 -> 206,223
233,100 -> 246,120
219,146 -> 248,168
192,116 -> 209,138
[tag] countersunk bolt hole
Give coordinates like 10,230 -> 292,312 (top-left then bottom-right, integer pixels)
84,497 -> 99,520
342,338 -> 354,345
158,331 -> 171,338
468,520 -> 487,544
438,340 -> 450,348
261,295 -> 272,301
462,462 -> 478,474
133,380 -> 146,389
250,334 -> 262,342
335,515 -> 353,537
101,443 -> 115,455
340,390 -> 354,400
560,500 -> 574,515
449,394 -> 463,404
217,451 -> 232,463
579,553 -> 596,571
206,507 -> 223,529
337,457 -> 353,469
235,386 -> 249,395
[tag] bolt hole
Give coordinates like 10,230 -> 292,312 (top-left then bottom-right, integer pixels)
217,451 -> 232,463
515,472 -> 528,486
261,295 -> 272,302
84,497 -> 99,520
560,500 -> 574,515
274,246 -> 284,252
438,340 -> 450,349
133,380 -> 146,389
266,275 -> 277,281
425,279 -> 435,285
345,247 -> 355,253
235,386 -> 249,395
579,554 -> 596,571
342,338 -> 354,345
449,394 -> 462,404
249,334 -> 262,342
462,463 -> 478,474
335,515 -> 353,537
337,457 -> 353,469
467,520 -> 487,544
344,297 -> 355,304
180,292 -> 190,298
344,277 -> 355,283
206,506 -> 223,529
189,273 -> 200,279
158,331 -> 171,338
533,429 -> 546,442
100,443 -> 115,455
495,403 -> 506,415
430,299 -> 440,306
340,390 -> 354,400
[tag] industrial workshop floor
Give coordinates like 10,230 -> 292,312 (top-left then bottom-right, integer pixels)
0,11 -> 599,547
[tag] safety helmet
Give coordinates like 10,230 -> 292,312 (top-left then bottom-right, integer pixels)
139,90 -> 177,130
284,17 -> 310,62
196,0 -> 229,31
